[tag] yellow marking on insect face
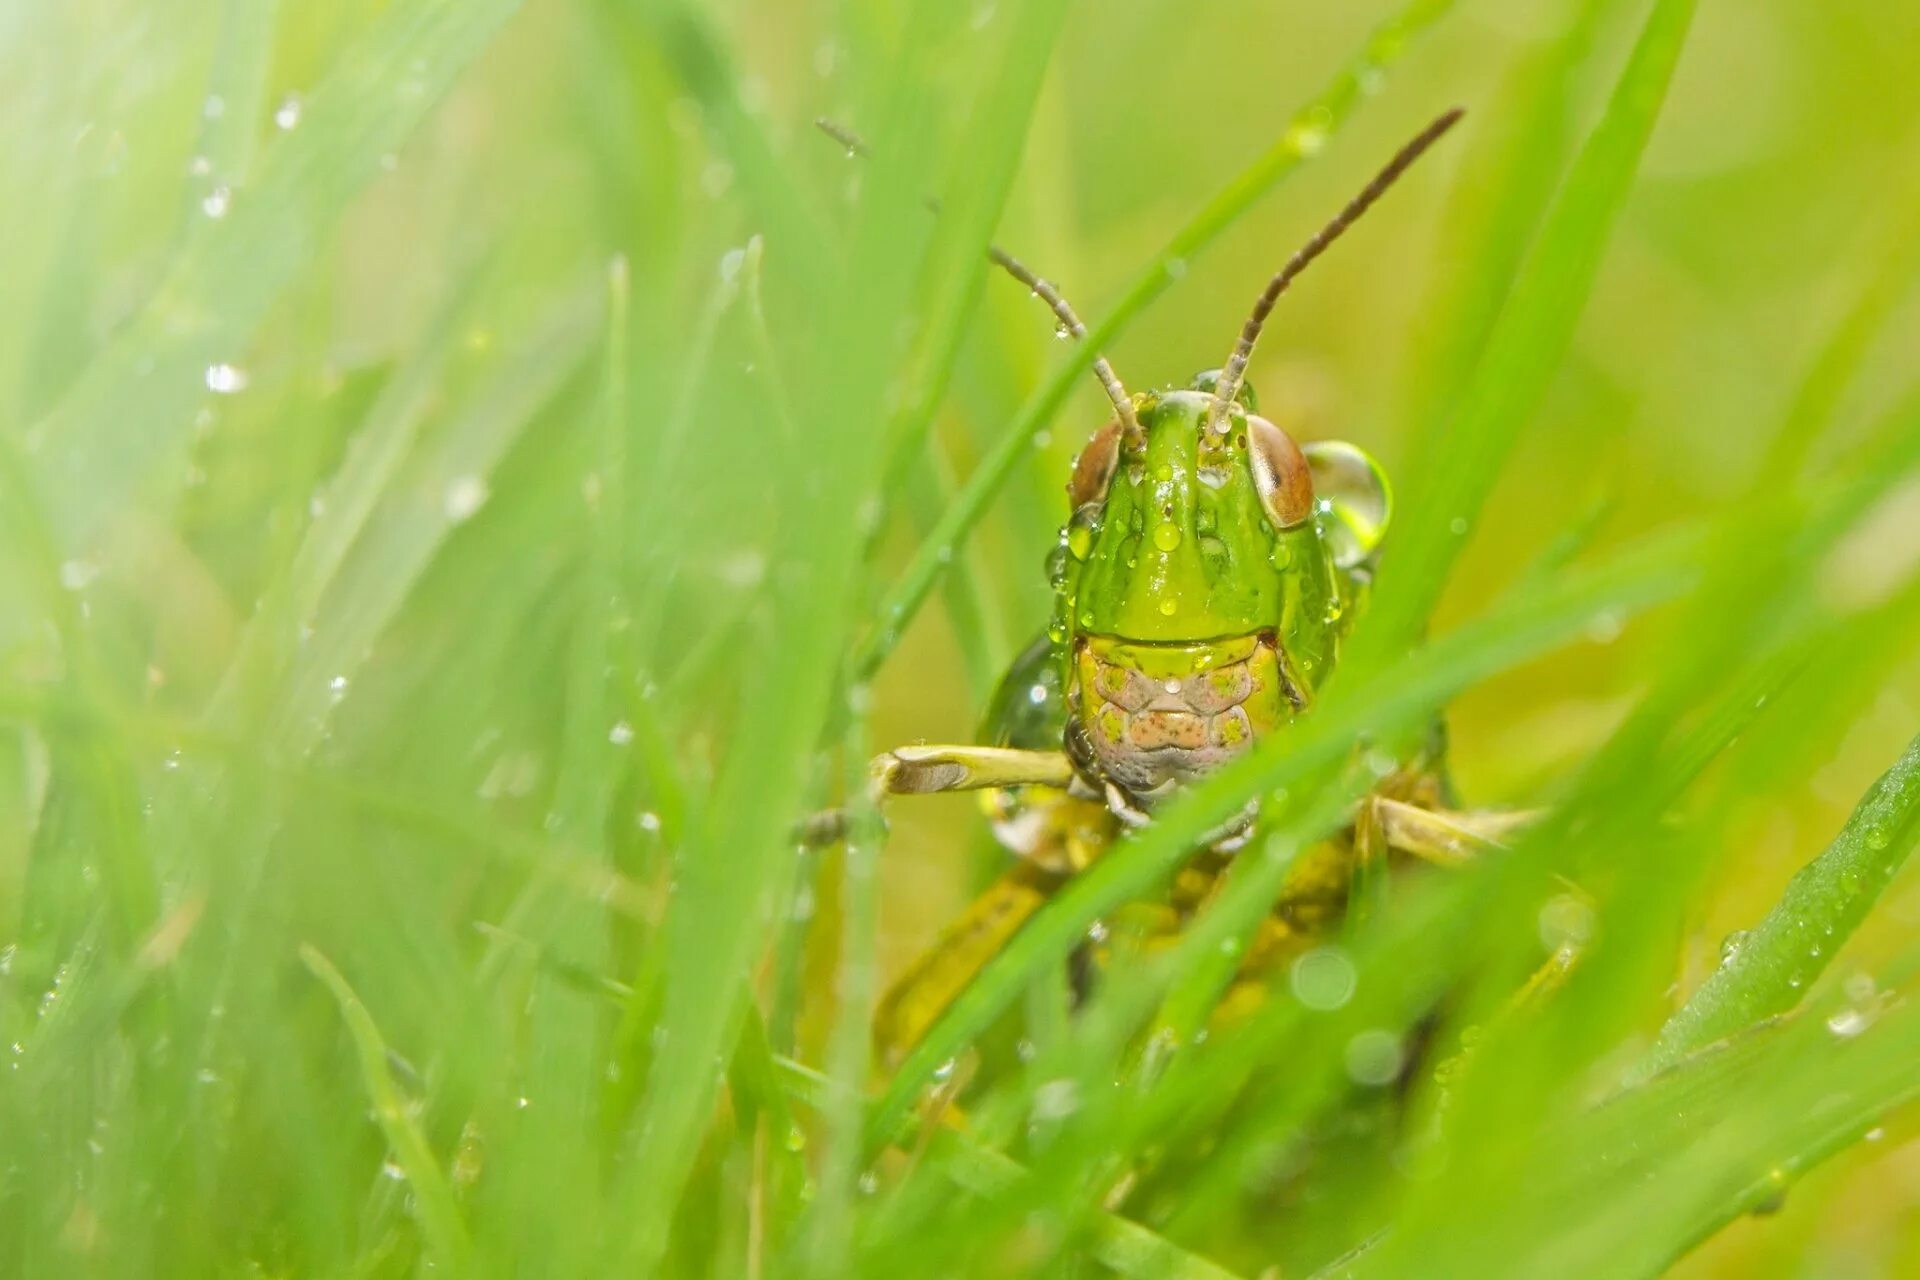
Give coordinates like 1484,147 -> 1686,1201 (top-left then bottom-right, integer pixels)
1087,633 -> 1258,679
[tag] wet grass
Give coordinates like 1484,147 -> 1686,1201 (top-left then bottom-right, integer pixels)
3,1 -> 1920,1277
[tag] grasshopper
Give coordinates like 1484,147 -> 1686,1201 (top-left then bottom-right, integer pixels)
834,109 -> 1533,1065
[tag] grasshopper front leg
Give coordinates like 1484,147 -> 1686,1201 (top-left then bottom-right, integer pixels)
799,745 -> 1094,1066
797,745 -> 1077,847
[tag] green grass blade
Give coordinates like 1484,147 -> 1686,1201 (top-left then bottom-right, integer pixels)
299,944 -> 472,1274
1641,729 -> 1920,1075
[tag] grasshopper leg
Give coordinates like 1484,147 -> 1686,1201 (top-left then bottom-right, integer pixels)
1372,795 -> 1540,868
797,745 -> 1077,847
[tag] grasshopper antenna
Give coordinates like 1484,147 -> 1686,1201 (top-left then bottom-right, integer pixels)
814,118 -> 1141,442
1205,107 -> 1465,433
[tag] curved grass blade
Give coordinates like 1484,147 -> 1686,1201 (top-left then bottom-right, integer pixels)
854,0 -> 1462,679
1639,728 -> 1920,1076
299,944 -> 472,1274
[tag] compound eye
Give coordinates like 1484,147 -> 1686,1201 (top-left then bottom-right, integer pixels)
1248,417 -> 1314,529
1067,421 -> 1123,508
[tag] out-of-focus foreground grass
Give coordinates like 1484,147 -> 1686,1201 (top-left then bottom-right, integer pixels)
3,0 -> 1920,1276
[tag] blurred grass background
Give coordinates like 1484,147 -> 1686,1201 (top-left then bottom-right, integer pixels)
3,0 -> 1920,1276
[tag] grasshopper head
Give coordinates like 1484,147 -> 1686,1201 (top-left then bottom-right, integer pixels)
1052,373 -> 1388,805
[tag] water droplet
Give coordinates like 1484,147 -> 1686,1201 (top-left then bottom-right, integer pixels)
274,94 -> 304,130
1826,1008 -> 1869,1038
328,674 -> 349,701
443,475 -> 489,522
1027,683 -> 1048,705
1163,257 -> 1188,280
857,1170 -> 880,1195
59,560 -> 100,591
1285,122 -> 1327,156
1164,679 -> 1182,695
1031,1078 -> 1080,1120
1448,516 -> 1469,536
201,185 -> 232,218
381,1159 -> 406,1180
608,722 -> 633,746
785,1126 -> 806,1152
1053,322 -> 1071,340
1537,894 -> 1595,952
1719,930 -> 1750,964
931,1058 -> 957,1082
1864,825 -> 1891,851
1158,599 -> 1177,617
1152,524 -> 1182,552
1289,947 -> 1357,1011
1066,508 -> 1099,559
1344,1029 -> 1404,1086
205,363 -> 248,394
1268,542 -> 1293,571
1586,611 -> 1624,644
202,94 -> 226,120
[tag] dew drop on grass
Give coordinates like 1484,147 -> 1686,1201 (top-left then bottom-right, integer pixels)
1290,947 -> 1357,1011
274,94 -> 303,130
1285,121 -> 1327,156
443,475 -> 489,522
784,1126 -> 806,1153
328,674 -> 349,701
59,559 -> 100,591
1826,1008 -> 1869,1037
201,185 -> 232,218
1031,1079 -> 1080,1121
202,94 -> 225,119
1344,1029 -> 1404,1086
205,363 -> 248,394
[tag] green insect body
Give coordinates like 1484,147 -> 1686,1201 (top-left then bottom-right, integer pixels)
866,109 -> 1494,1063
